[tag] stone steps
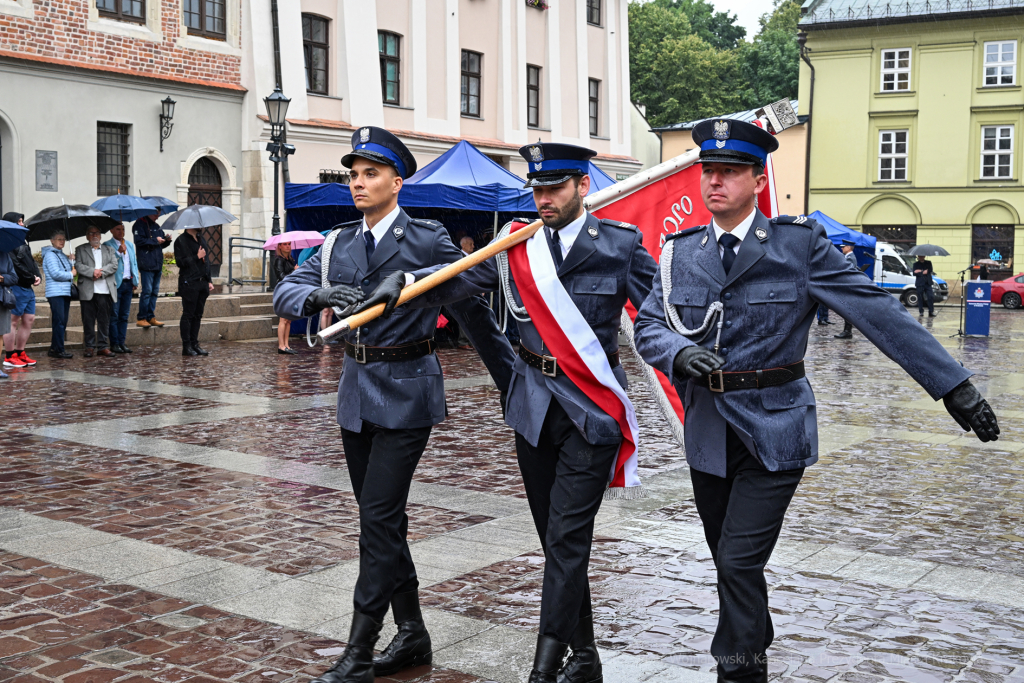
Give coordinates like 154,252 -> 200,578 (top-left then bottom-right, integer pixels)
24,287 -> 278,349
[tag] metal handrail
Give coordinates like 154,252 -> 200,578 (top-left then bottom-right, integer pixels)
227,237 -> 269,291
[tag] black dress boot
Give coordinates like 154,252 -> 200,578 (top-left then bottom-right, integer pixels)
834,322 -> 853,339
557,614 -> 602,683
182,344 -> 198,357
373,590 -> 432,676
311,611 -> 382,683
191,342 -> 209,356
529,634 -> 569,683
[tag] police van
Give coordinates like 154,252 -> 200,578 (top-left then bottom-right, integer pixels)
872,241 -> 949,307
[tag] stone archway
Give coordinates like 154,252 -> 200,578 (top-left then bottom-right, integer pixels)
187,157 -> 224,276
177,147 -> 241,280
0,108 -> 21,218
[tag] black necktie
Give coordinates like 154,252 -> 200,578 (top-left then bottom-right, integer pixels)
548,228 -> 564,269
364,230 -> 376,261
719,232 -> 740,275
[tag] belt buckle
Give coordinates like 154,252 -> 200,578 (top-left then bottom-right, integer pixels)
708,370 -> 725,393
541,355 -> 558,378
353,343 -> 367,364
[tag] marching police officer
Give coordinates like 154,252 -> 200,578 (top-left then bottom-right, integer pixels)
273,127 -> 514,683
368,142 -> 658,683
633,118 -> 999,683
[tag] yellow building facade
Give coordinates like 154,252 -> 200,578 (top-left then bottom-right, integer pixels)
798,1 -> 1024,277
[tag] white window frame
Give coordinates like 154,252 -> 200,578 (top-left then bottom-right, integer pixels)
981,125 -> 1014,179
878,129 -> 908,181
983,41 -> 1017,87
880,48 -> 912,92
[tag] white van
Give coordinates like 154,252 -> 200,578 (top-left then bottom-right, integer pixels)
872,241 -> 948,307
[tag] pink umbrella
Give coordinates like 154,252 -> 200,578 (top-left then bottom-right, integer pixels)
263,231 -> 326,250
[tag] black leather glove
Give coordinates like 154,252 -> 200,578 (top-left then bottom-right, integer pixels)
943,380 -> 999,442
672,346 -> 724,380
499,391 -> 508,420
302,284 -> 364,317
350,271 -> 405,318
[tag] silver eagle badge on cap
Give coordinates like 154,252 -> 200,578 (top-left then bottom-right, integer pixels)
529,145 -> 544,162
713,120 -> 730,148
359,128 -> 370,143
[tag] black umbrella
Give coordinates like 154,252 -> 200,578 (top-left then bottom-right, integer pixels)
907,244 -> 950,257
25,204 -> 118,242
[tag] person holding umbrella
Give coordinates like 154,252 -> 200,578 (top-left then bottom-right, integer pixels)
1,212 -> 41,369
0,218 -> 26,378
41,229 -> 76,359
913,254 -> 936,317
174,225 -> 214,357
75,225 -> 119,358
272,240 -> 297,354
133,212 -> 170,328
105,222 -> 141,353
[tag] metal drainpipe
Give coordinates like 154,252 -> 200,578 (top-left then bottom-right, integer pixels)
797,31 -> 814,216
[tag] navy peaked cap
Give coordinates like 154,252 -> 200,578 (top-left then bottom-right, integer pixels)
519,142 -> 597,188
341,126 -> 418,179
692,118 -> 779,166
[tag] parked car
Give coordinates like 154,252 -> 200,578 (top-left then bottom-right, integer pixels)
991,273 -> 1024,309
872,241 -> 949,308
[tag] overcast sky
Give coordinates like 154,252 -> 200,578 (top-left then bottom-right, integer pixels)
709,0 -> 779,39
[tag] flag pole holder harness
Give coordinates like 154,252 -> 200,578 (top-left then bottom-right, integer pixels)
306,228 -> 351,348
494,221 -> 532,333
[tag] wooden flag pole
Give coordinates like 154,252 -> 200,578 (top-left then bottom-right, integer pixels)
315,147 -> 703,343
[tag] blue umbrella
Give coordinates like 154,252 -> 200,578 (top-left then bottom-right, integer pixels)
143,196 -> 180,216
91,194 -> 159,223
0,220 -> 29,253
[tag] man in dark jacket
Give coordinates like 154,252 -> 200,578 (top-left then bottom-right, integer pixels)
173,227 -> 213,357
133,213 -> 170,328
913,255 -> 936,317
2,212 -> 41,368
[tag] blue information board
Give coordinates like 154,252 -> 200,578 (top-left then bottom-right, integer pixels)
965,280 -> 991,337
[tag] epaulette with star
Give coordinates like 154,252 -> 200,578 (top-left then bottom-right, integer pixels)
664,224 -> 708,242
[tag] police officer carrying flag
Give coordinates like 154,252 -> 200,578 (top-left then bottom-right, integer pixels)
274,127 -> 514,683
369,142 -> 658,683
633,118 -> 999,683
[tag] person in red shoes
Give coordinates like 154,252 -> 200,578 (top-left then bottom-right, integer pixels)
2,212 -> 40,369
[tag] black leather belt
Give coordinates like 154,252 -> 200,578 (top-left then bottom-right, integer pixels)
345,339 -> 436,364
704,360 -> 805,393
519,344 -> 620,378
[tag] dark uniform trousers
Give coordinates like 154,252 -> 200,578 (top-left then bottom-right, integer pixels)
515,400 -> 620,643
689,427 -> 803,682
341,422 -> 433,620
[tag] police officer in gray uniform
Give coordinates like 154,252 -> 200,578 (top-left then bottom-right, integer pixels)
633,118 -> 999,683
834,239 -> 861,339
274,127 -> 514,683
380,142 -> 658,683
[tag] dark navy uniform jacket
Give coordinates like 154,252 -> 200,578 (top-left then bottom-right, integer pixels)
411,212 -> 658,448
633,211 -> 972,476
273,208 -> 514,432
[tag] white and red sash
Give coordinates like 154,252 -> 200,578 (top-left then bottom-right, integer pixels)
507,221 -> 642,497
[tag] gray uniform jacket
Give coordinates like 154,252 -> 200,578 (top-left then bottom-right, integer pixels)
74,243 -> 119,303
273,209 -> 514,432
411,212 -> 658,448
633,211 -> 972,476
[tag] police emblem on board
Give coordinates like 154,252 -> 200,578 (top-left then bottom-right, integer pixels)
713,120 -> 730,148
359,128 -> 370,143
529,145 -> 544,162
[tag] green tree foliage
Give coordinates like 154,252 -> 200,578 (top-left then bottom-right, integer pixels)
650,0 -> 746,50
628,0 -> 801,127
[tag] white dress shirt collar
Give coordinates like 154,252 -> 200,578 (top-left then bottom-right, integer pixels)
711,207 -> 757,255
549,210 -> 588,257
361,205 -> 402,245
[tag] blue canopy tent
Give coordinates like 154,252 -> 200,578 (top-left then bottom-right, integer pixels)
587,162 -> 617,192
808,210 -> 877,278
285,140 -> 538,242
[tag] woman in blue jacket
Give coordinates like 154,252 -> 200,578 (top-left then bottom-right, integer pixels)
41,229 -> 76,359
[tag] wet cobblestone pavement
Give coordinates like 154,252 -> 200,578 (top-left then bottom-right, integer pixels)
1,307 -> 1023,682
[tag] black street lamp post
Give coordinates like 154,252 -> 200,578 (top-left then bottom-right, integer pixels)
159,96 -> 176,152
264,86 -> 295,236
